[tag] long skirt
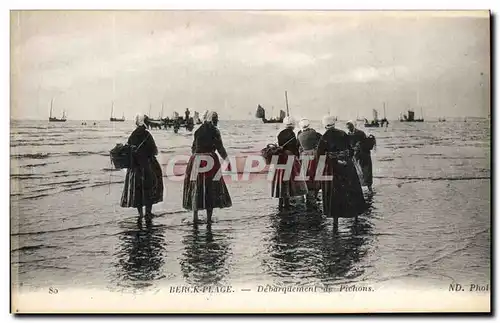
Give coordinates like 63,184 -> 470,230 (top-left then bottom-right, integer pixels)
320,155 -> 365,218
182,152 -> 232,211
271,153 -> 308,198
300,149 -> 320,194
355,152 -> 373,187
121,157 -> 164,208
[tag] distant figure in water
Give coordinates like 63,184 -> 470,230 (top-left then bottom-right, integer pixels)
121,113 -> 164,220
297,118 -> 322,206
182,111 -> 232,224
347,120 -> 373,192
316,116 -> 365,229
272,116 -> 308,210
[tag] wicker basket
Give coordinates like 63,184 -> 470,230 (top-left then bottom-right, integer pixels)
110,143 -> 133,169
261,143 -> 283,165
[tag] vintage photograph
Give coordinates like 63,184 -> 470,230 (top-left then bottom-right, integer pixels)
10,10 -> 490,313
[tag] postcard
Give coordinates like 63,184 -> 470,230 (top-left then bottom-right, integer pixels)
10,10 -> 491,313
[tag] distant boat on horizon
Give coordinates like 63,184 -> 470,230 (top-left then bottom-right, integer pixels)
400,107 -> 424,122
364,103 -> 389,127
256,104 -> 286,124
48,98 -> 67,122
109,101 -> 125,122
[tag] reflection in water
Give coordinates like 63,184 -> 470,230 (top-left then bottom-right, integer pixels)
266,200 -> 374,285
114,218 -> 167,288
180,224 -> 231,285
317,215 -> 373,282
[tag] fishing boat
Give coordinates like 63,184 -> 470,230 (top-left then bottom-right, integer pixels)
256,91 -> 291,123
109,101 -> 125,122
48,98 -> 67,122
400,107 -> 424,122
256,105 -> 286,123
364,108 -> 380,128
144,108 -> 200,133
144,103 -> 165,124
438,117 -> 446,122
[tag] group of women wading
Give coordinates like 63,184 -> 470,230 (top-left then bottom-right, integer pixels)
268,115 -> 374,227
120,112 -> 374,228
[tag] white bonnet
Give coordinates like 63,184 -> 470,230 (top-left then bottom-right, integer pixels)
283,116 -> 296,128
322,115 -> 336,129
135,113 -> 145,127
298,118 -> 310,130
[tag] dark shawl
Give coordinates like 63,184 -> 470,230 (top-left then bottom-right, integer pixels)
191,123 -> 228,159
297,128 -> 322,151
128,125 -> 158,168
277,128 -> 299,156
316,127 -> 351,158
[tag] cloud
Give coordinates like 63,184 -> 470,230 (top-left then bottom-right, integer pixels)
329,66 -> 410,83
10,11 -> 490,120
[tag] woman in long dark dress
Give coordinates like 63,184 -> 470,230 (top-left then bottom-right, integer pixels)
121,114 -> 164,220
316,116 -> 365,229
297,118 -> 322,206
346,121 -> 373,192
182,111 -> 232,224
271,116 -> 308,209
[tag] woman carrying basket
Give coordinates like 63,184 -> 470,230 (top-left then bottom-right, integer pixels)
271,116 -> 308,209
121,114 -> 164,220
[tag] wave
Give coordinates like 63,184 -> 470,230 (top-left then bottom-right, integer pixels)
90,180 -> 124,188
11,142 -> 68,147
12,153 -> 51,159
51,170 -> 67,174
10,174 -> 46,180
19,193 -> 50,200
39,179 -> 82,187
62,185 -> 88,192
11,244 -> 59,253
69,151 -> 105,156
21,162 -> 50,168
11,222 -> 104,237
411,153 -> 444,157
14,256 -> 69,265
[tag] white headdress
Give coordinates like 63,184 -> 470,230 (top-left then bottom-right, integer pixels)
135,113 -> 145,127
283,116 -> 296,128
207,111 -> 218,124
322,115 -> 336,129
298,118 -> 310,130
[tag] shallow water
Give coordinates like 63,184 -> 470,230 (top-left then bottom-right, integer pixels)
10,119 -> 491,293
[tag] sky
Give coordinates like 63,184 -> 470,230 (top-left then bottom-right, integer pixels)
10,10 -> 490,120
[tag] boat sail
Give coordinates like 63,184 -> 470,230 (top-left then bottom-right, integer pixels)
48,98 -> 67,122
110,101 -> 125,122
399,106 -> 424,122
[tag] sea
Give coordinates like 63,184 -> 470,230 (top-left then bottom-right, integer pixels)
10,119 -> 491,294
